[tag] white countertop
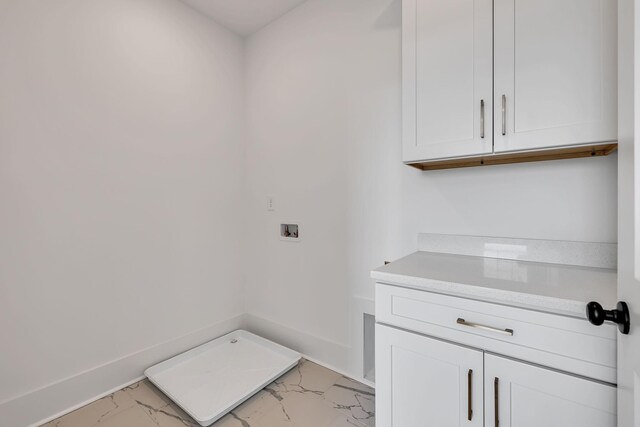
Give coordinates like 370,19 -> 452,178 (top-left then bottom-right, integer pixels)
371,251 -> 617,318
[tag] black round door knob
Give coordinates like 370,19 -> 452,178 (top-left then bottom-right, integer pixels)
586,301 -> 631,335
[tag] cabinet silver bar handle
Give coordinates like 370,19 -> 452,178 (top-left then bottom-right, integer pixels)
494,377 -> 500,427
480,99 -> 485,139
501,94 -> 506,135
457,318 -> 514,336
467,369 -> 473,421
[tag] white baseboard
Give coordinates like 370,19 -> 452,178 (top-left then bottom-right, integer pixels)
26,376 -> 147,427
2,314 -> 245,427
243,313 -> 374,388
243,313 -> 353,378
301,354 -> 375,390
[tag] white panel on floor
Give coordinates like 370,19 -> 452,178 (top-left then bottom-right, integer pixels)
145,330 -> 300,426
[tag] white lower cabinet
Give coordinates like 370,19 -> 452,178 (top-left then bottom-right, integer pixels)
376,324 -> 616,427
485,354 -> 617,427
376,324 -> 484,427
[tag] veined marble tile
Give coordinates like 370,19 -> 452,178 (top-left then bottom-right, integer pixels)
326,414 -> 372,427
232,388 -> 282,422
89,406 -> 159,427
40,359 -> 374,427
140,400 -> 201,427
271,359 -> 343,396
124,379 -> 175,410
41,389 -> 137,427
323,377 -> 375,427
257,390 -> 334,427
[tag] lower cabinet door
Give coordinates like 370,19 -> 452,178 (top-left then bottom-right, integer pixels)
375,324 -> 483,427
484,354 -> 616,427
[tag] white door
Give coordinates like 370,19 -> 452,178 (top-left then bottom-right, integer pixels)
402,0 -> 493,162
494,0 -> 617,153
617,0 -> 640,425
485,354 -> 617,427
375,324 -> 483,427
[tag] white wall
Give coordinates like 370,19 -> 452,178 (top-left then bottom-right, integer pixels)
0,0 -> 245,424
0,0 -> 621,423
245,0 -> 618,378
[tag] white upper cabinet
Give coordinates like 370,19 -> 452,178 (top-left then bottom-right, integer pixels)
403,0 -> 493,161
494,0 -> 617,153
403,0 -> 618,166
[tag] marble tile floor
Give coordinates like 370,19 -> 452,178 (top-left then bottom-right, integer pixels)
41,359 -> 375,427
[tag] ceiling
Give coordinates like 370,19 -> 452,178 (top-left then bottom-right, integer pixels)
180,0 -> 309,36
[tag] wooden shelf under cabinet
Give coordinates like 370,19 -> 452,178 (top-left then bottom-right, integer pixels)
407,143 -> 618,171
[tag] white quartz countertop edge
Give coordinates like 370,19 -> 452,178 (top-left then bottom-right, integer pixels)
371,270 -> 589,319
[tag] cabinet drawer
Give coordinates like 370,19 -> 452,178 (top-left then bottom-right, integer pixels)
375,283 -> 617,383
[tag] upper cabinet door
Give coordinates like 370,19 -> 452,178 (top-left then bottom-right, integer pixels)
494,0 -> 617,153
403,0 -> 493,162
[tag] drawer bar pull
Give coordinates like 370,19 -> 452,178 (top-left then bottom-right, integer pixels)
494,377 -> 500,427
456,318 -> 514,336
480,99 -> 485,139
501,94 -> 507,135
467,369 -> 473,421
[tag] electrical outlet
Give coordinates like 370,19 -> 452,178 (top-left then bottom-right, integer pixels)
266,195 -> 275,211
